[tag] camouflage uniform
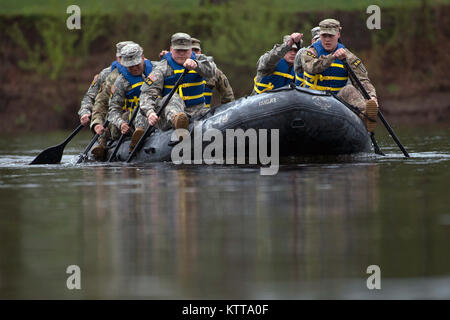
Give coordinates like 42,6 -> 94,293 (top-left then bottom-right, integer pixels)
294,27 -> 320,79
251,35 -> 299,95
108,72 -> 149,132
90,68 -> 121,140
140,34 -> 216,129
191,37 -> 234,106
300,19 -> 376,112
301,48 -> 376,112
205,67 -> 234,106
78,67 -> 111,118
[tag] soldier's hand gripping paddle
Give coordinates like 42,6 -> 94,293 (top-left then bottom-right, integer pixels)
76,120 -> 110,164
342,59 -> 410,158
30,123 -> 85,165
107,104 -> 141,162
126,69 -> 189,163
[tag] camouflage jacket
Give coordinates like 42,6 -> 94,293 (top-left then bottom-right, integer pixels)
300,46 -> 377,98
205,67 -> 234,105
90,68 -> 119,130
139,54 -> 216,116
78,66 -> 111,118
293,47 -> 308,77
107,61 -> 159,129
251,41 -> 296,95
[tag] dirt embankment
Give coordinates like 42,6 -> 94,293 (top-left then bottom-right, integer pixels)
1,4 -> 449,133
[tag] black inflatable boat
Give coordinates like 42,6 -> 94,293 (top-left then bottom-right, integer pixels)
100,85 -> 372,163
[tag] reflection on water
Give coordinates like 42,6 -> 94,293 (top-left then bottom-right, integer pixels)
0,125 -> 449,299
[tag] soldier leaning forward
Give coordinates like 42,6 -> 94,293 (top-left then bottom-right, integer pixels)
107,43 -> 154,153
78,41 -> 134,127
139,32 -> 216,134
252,32 -> 303,95
89,41 -> 136,160
299,19 -> 379,132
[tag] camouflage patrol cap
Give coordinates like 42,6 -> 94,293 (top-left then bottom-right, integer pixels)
319,19 -> 341,36
311,27 -> 321,41
120,43 -> 143,67
191,37 -> 201,50
116,41 -> 135,57
171,32 -> 192,50
283,35 -> 302,50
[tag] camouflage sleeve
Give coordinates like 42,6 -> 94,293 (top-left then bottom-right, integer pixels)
139,63 -> 167,117
301,47 -> 335,74
90,69 -> 118,130
211,68 -> 235,104
294,47 -> 307,75
345,49 -> 377,99
107,75 -> 128,129
78,67 -> 110,118
256,42 -> 292,76
194,54 -> 216,80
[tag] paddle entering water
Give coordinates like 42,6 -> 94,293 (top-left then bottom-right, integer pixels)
126,69 -> 189,163
76,120 -> 109,164
342,59 -> 410,158
30,123 -> 85,165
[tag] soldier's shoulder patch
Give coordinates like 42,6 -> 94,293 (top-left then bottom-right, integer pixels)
352,58 -> 367,73
145,74 -> 158,86
352,59 -> 361,68
306,50 -> 318,58
91,74 -> 98,86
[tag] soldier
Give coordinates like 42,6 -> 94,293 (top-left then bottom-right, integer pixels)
139,32 -> 216,133
77,41 -> 134,127
90,41 -> 136,160
107,43 -> 154,152
294,27 -> 320,87
252,32 -> 303,95
300,19 -> 378,132
191,37 -> 234,108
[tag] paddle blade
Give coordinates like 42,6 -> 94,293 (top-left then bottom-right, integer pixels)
29,144 -> 64,165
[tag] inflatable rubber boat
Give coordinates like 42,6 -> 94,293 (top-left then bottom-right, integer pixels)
100,85 -> 372,163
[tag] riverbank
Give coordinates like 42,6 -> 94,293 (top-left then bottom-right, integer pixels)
1,1 -> 449,132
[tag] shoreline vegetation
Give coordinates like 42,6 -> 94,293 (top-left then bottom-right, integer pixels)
1,0 -> 449,132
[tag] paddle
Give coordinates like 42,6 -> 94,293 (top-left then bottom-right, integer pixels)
76,120 -> 109,164
107,105 -> 141,162
126,68 -> 189,163
342,59 -> 410,158
30,123 -> 85,165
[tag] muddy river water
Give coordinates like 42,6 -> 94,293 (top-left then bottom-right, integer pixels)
0,124 -> 449,299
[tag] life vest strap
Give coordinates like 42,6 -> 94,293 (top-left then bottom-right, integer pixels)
272,71 -> 294,79
253,76 -> 274,94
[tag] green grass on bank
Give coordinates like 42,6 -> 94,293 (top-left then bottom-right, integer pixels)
1,0 -> 449,15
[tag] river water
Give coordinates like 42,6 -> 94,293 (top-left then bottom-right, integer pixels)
0,124 -> 449,299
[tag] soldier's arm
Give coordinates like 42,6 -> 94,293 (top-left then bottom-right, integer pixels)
90,70 -> 117,131
214,68 -> 235,103
301,48 -> 335,74
345,50 -> 377,99
78,67 -> 109,118
194,54 -> 216,80
139,66 -> 166,117
78,74 -> 99,117
257,42 -> 292,76
294,47 -> 307,75
107,75 -> 128,129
